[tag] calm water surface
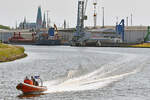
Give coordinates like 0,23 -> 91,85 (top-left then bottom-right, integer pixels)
0,45 -> 150,100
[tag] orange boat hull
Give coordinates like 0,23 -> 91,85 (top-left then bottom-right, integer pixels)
16,83 -> 47,94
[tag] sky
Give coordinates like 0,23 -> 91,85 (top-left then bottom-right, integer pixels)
0,0 -> 150,28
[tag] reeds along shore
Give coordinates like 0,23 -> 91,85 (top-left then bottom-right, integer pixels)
0,43 -> 27,62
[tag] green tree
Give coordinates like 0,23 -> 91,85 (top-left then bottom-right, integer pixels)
0,25 -> 10,30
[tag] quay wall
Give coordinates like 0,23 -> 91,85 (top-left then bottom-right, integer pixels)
0,29 -> 148,44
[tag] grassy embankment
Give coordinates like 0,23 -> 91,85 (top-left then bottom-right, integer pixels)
129,43 -> 150,48
0,43 -> 27,62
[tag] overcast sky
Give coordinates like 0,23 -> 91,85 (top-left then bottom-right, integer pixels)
0,0 -> 150,28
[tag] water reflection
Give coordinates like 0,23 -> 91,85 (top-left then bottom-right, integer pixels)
17,93 -> 46,99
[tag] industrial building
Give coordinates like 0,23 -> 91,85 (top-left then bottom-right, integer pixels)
58,27 -> 147,45
0,29 -> 13,43
124,26 -> 147,43
88,26 -> 147,44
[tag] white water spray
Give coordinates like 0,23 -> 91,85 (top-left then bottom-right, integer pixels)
43,50 -> 147,93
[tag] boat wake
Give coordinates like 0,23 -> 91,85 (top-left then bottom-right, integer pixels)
43,50 -> 147,93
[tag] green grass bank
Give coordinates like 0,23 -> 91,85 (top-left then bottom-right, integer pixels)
0,43 -> 27,62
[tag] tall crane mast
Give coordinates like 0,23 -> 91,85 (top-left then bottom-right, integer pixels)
76,0 -> 88,36
84,0 -> 88,16
93,0 -> 97,28
71,0 -> 90,46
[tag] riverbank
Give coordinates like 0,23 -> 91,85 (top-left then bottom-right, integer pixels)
128,43 -> 150,48
0,43 -> 27,62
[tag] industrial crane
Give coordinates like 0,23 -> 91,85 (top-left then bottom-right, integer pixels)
71,0 -> 91,46
76,0 -> 88,33
84,0 -> 88,16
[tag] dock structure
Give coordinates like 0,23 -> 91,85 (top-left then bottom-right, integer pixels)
0,25 -> 148,47
87,26 -> 147,44
0,29 -> 35,44
57,26 -> 147,45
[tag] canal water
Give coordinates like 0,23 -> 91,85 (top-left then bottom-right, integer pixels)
0,45 -> 150,100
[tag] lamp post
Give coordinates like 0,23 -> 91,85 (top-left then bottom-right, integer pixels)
131,13 -> 133,26
102,7 -> 104,28
46,10 -> 50,28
